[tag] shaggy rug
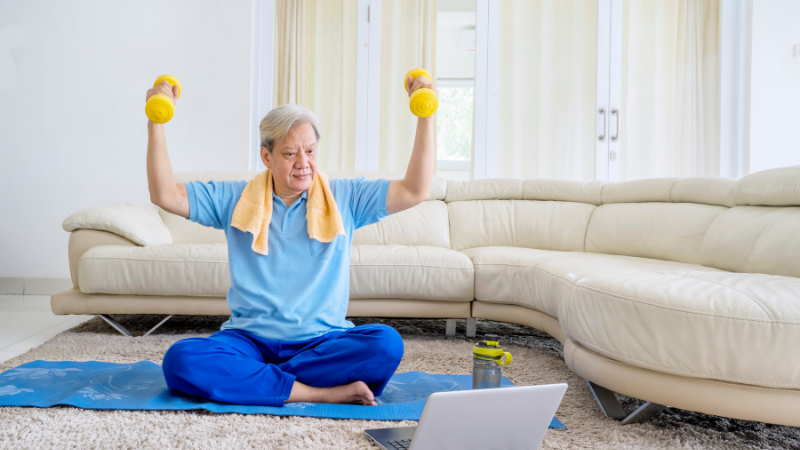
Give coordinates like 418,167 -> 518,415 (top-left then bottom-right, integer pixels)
0,314 -> 798,450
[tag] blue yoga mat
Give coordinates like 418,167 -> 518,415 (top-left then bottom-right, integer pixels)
0,360 -> 564,428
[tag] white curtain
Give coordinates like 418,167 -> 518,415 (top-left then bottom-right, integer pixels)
495,0 -> 719,182
273,0 -> 359,172
377,0 -> 437,172
496,0 -> 598,181
621,0 -> 720,180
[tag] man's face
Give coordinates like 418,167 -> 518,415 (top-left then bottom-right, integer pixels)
262,122 -> 318,195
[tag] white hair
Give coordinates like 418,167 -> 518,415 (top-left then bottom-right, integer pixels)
259,104 -> 322,153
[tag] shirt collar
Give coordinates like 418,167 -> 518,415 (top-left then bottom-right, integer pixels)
272,189 -> 308,206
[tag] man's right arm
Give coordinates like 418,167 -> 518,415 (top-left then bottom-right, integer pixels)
147,120 -> 190,219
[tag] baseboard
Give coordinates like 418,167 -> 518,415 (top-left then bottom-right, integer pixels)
0,278 -> 73,295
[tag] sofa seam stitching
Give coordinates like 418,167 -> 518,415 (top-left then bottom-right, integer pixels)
582,207 -> 598,252
599,183 -> 607,205
668,179 -> 678,203
682,273 -> 776,321
569,340 -> 579,367
471,262 -> 576,284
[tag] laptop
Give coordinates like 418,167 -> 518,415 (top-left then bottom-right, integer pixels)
364,383 -> 567,450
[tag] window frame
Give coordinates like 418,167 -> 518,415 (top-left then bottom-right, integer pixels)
249,0 -> 275,172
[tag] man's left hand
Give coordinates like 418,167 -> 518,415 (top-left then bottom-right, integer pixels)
407,75 -> 439,98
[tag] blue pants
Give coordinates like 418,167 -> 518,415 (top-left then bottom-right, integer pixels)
161,324 -> 404,407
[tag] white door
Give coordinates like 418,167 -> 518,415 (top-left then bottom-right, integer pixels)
488,0 -> 603,181
596,0 -> 622,182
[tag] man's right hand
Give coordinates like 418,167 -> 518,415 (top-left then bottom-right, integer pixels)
146,79 -> 189,219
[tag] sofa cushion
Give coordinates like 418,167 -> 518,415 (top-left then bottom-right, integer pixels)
560,267 -> 800,390
79,242 -> 474,303
63,203 -> 173,246
465,245 -> 800,389
79,243 -> 230,296
159,208 -> 227,244
350,245 -> 474,301
700,206 -> 800,278
462,246 -> 722,318
448,200 -> 596,252
585,202 -> 727,265
734,165 -> 800,206
353,201 -> 450,248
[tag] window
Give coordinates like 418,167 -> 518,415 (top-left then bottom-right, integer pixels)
436,3 -> 477,181
254,0 -> 737,180
436,80 -> 474,181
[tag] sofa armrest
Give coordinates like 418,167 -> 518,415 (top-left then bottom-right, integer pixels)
62,203 -> 172,246
66,229 -> 138,290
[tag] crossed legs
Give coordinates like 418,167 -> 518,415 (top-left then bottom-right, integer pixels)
161,323 -> 404,407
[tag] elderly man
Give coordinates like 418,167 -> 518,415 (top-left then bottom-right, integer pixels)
146,76 -> 437,407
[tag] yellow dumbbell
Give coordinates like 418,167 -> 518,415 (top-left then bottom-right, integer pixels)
404,68 -> 438,118
145,75 -> 182,124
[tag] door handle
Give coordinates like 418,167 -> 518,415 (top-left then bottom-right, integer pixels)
598,108 -> 606,141
611,109 -> 619,141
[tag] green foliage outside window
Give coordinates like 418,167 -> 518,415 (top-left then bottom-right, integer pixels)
436,86 -> 474,161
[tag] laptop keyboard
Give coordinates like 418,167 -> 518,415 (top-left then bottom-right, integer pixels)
387,438 -> 412,450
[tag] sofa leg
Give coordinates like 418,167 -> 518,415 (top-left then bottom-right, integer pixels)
620,401 -> 667,425
99,314 -> 133,337
98,314 -> 173,338
466,318 -> 477,338
142,315 -> 173,337
445,319 -> 457,336
587,380 -> 666,424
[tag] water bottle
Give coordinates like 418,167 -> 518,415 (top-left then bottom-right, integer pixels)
472,334 -> 513,389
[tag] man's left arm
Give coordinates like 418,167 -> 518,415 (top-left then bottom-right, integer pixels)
387,77 -> 438,215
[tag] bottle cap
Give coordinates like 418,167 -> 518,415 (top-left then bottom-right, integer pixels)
473,335 -> 513,365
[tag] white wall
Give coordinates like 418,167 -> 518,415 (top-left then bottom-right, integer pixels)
0,0 -> 254,278
749,0 -> 800,173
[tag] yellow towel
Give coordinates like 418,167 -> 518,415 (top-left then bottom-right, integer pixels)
231,169 -> 346,256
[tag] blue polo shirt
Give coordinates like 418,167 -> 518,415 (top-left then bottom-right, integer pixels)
184,176 -> 392,342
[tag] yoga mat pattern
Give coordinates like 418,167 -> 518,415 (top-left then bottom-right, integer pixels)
0,360 -> 564,428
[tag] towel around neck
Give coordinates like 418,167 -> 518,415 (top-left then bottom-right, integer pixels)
230,169 -> 346,255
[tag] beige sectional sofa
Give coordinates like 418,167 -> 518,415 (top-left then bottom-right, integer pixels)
54,166 -> 800,427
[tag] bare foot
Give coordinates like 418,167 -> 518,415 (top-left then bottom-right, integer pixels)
287,380 -> 377,406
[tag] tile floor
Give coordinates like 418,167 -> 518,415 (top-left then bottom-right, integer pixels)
0,294 -> 94,363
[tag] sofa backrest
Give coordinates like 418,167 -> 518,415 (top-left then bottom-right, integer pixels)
167,166 -> 800,278
442,177 -> 742,265
444,179 -> 602,252
339,172 -> 450,247
442,167 -> 800,277
165,171 -> 250,244
584,177 -> 735,265
699,166 -> 800,278
166,170 -> 450,248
